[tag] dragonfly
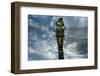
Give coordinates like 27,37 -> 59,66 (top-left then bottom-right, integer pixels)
29,17 -> 71,59
55,17 -> 65,59
47,17 -> 70,59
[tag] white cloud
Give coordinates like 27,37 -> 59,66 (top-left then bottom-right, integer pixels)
28,39 -> 58,60
40,16 -> 50,19
35,40 -> 52,52
64,42 -> 78,54
79,17 -> 87,23
28,32 -> 38,41
28,47 -> 35,53
28,18 -> 49,31
50,20 -> 54,27
28,30 -> 58,60
64,42 -> 86,58
73,17 -> 87,27
48,31 -> 55,38
79,17 -> 87,26
73,17 -> 78,20
42,34 -> 47,38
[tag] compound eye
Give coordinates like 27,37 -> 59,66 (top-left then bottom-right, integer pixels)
57,22 -> 61,25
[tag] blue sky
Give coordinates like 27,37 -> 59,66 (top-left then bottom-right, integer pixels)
28,15 -> 88,60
